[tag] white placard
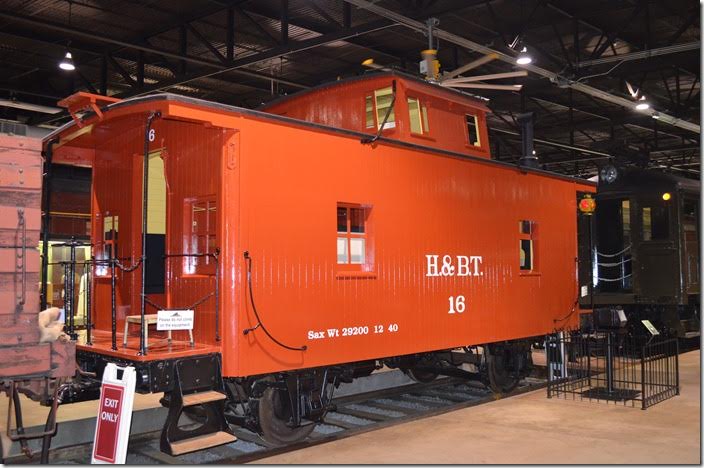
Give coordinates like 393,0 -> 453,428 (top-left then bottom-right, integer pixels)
91,364 -> 136,464
580,285 -> 588,297
157,309 -> 194,331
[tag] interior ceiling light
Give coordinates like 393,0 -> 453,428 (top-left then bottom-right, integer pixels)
635,95 -> 649,111
59,51 -> 75,71
516,46 -> 532,65
59,2 -> 75,71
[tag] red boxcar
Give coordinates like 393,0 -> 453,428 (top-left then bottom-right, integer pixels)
45,73 -> 594,451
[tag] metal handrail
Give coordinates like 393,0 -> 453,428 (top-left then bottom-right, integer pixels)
596,257 -> 632,267
596,244 -> 632,258
594,244 -> 633,287
50,246 -> 220,352
596,274 -> 632,282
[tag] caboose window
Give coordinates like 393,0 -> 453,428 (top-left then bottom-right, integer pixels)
365,95 -> 375,129
96,214 -> 119,276
337,205 -> 368,265
185,198 -> 217,275
466,114 -> 481,147
519,220 -> 536,271
374,87 -> 396,129
407,97 -> 429,134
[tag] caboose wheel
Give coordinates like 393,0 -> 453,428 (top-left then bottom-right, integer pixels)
405,367 -> 439,383
485,348 -> 522,394
258,386 -> 315,446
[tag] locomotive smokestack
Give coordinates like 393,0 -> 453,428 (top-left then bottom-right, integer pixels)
517,112 -> 539,169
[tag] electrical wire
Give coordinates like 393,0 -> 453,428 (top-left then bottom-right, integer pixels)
242,251 -> 307,352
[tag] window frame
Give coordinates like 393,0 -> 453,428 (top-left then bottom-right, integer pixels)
364,86 -> 397,132
518,220 -> 539,275
406,95 -> 430,136
465,113 -> 482,147
95,213 -> 119,277
640,201 -> 671,242
183,196 -> 218,277
336,203 -> 375,276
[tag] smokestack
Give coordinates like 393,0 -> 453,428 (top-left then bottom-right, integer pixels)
517,112 -> 539,169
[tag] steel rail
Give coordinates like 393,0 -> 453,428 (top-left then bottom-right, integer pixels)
9,375 -> 546,464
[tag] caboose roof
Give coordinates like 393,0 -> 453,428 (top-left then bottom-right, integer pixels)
43,92 -> 594,187
259,70 -> 491,113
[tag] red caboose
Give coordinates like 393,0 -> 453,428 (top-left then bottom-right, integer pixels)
45,72 -> 594,451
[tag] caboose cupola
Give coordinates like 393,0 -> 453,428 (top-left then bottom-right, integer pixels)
261,72 -> 492,159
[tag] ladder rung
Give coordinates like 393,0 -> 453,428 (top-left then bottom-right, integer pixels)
182,390 -> 227,407
169,431 -> 236,456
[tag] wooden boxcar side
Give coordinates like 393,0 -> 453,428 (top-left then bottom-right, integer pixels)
0,134 -> 75,379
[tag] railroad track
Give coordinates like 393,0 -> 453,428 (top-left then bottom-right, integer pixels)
10,375 -> 546,465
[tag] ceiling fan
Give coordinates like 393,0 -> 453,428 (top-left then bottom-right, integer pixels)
438,52 -> 527,92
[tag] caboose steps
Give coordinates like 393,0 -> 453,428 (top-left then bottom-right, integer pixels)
160,355 -> 236,456
182,390 -> 227,406
168,431 -> 236,456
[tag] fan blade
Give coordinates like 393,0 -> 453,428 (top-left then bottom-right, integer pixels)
441,53 -> 498,80
442,70 -> 528,85
626,80 -> 638,98
442,83 -> 523,91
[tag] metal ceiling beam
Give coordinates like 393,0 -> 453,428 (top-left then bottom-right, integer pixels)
237,2 -> 408,63
0,15 -> 310,90
546,2 -> 698,78
576,42 -> 700,68
342,0 -> 700,134
490,127 -> 612,158
116,19 -> 397,98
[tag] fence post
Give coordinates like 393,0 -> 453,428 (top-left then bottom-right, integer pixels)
111,259 -> 117,351
586,335 -> 591,388
640,344 -> 646,410
675,339 -> 680,395
86,260 -> 92,345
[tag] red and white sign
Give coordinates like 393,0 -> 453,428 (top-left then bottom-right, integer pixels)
92,364 -> 136,464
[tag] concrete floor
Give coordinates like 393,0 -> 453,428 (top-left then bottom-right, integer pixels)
255,350 -> 701,465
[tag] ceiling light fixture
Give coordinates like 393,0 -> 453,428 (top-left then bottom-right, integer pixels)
635,96 -> 649,111
59,51 -> 75,71
516,46 -> 532,65
58,2 -> 75,71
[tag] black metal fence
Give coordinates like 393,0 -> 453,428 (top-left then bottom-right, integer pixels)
546,331 -> 679,409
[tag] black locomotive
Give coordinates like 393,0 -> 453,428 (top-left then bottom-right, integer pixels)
577,166 -> 700,338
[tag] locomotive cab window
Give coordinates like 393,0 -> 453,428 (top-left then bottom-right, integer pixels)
337,205 -> 369,266
641,204 -> 669,241
407,96 -> 430,135
466,114 -> 481,147
519,220 -> 536,271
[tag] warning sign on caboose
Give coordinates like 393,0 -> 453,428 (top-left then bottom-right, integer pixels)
156,309 -> 194,331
